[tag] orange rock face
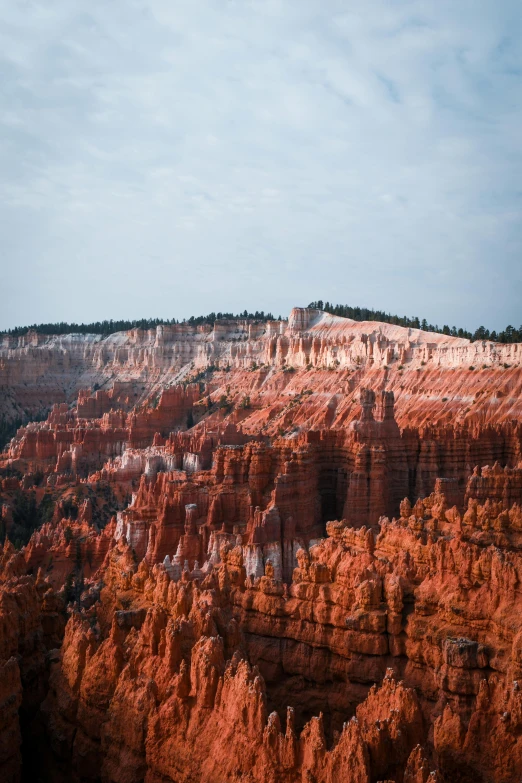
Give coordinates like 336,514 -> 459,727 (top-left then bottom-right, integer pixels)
0,542 -> 65,783
1,308 -> 522,782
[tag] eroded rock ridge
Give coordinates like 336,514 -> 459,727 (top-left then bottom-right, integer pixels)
1,308 -> 522,782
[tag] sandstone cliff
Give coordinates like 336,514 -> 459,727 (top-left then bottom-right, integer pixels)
1,308 -> 522,782
2,308 -> 521,433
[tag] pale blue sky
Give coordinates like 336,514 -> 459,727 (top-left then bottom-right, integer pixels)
1,1 -> 521,331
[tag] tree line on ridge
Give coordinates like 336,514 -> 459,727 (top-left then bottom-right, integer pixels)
1,305 -> 520,344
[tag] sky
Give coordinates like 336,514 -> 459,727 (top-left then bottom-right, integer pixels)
1,0 -> 521,332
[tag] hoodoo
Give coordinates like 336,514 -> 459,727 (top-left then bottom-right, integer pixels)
1,308 -> 522,782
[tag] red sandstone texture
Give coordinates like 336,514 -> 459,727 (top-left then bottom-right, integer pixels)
0,542 -> 64,782
1,308 -> 522,782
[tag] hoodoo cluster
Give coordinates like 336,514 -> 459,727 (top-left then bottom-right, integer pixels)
1,308 -> 522,782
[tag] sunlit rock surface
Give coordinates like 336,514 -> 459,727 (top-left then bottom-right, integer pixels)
1,308 -> 522,781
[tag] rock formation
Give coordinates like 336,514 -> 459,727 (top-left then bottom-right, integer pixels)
1,307 -> 522,782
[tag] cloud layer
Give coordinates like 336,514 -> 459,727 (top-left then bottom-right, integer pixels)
1,0 -> 521,330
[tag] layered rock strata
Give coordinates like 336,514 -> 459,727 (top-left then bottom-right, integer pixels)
2,309 -> 521,433
1,309 -> 522,782
33,490 -> 522,782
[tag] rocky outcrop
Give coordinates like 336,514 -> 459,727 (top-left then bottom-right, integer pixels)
39,538 -> 441,783
6,384 -> 200,478
2,309 -> 521,434
33,485 -> 522,782
0,541 -> 64,783
2,308 -> 522,781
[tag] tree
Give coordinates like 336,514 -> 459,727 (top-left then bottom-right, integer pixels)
3,303 -> 517,345
75,569 -> 84,609
63,572 -> 74,604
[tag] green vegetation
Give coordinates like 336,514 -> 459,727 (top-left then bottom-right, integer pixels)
1,310 -> 278,338
308,301 -> 521,344
61,497 -> 78,520
0,417 -> 24,451
2,303 -> 520,344
0,409 -> 50,451
1,490 -> 55,549
0,480 -> 124,553
0,466 -> 23,480
88,483 -> 124,529
63,571 -> 75,604
63,541 -> 85,608
217,394 -> 232,414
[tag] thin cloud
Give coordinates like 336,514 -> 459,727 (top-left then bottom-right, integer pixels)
1,0 -> 521,330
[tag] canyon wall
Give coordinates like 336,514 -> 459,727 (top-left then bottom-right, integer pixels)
1,308 -> 522,782
2,309 -> 521,432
